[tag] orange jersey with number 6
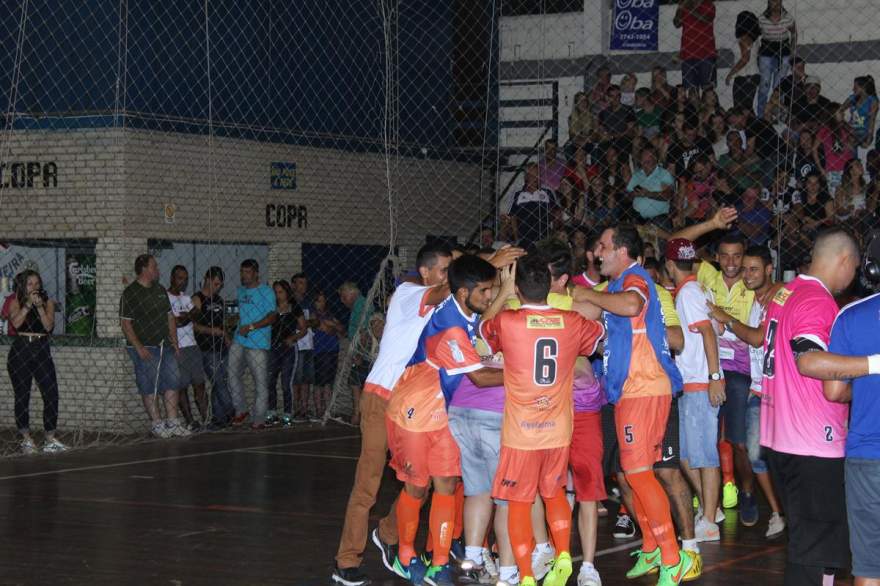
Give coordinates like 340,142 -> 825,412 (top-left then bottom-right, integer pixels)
480,304 -> 605,450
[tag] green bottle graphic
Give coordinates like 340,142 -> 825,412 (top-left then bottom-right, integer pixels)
65,255 -> 96,336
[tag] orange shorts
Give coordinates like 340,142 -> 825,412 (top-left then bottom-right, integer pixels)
570,411 -> 607,502
385,417 -> 461,488
614,394 -> 671,472
492,445 -> 569,503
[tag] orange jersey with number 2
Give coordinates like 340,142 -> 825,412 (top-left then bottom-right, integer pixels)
480,304 -> 605,450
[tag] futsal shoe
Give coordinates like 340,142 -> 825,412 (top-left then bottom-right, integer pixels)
577,561 -> 602,586
331,565 -> 372,586
392,556 -> 428,585
542,551 -> 573,586
625,547 -> 661,579
370,528 -> 400,577
457,562 -> 495,584
424,563 -> 454,586
531,544 -> 555,580
519,577 -> 537,586
722,481 -> 738,509
613,513 -> 636,539
448,537 -> 466,564
656,549 -> 694,586
739,492 -> 759,527
681,550 -> 702,582
766,512 -> 786,539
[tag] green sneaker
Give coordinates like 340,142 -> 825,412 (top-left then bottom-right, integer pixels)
424,563 -> 453,586
542,551 -> 573,586
692,495 -> 700,510
657,550 -> 694,586
722,481 -> 739,509
626,547 -> 661,579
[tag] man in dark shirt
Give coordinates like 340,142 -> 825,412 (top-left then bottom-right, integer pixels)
599,85 -> 636,153
666,121 -> 714,177
503,162 -> 557,248
192,266 -> 234,428
791,77 -> 832,132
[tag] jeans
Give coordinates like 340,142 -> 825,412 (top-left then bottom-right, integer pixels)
757,55 -> 790,118
268,345 -> 298,414
202,349 -> 233,424
227,342 -> 270,423
745,394 -> 768,474
7,338 -> 59,432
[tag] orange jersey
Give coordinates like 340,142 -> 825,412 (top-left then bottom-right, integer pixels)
619,274 -> 672,399
480,304 -> 605,450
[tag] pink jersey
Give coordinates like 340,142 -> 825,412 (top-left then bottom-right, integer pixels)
760,275 -> 848,458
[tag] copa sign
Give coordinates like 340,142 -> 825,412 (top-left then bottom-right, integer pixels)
610,0 -> 658,51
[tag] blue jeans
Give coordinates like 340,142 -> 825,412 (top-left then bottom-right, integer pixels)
202,349 -> 233,424
745,394 -> 768,474
268,345 -> 298,414
227,342 -> 270,423
757,54 -> 790,118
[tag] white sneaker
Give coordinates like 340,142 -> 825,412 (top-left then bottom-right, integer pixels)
715,507 -> 726,523
42,438 -> 68,453
531,545 -> 555,580
766,512 -> 786,538
481,547 -> 499,578
151,421 -> 173,439
695,517 -> 720,542
166,419 -> 193,437
577,562 -> 602,586
20,438 -> 38,455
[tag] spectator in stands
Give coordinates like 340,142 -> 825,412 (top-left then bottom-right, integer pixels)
6,269 -> 66,454
791,130 -> 820,187
586,174 -> 618,226
620,72 -> 637,107
598,85 -> 636,152
628,146 -> 675,229
666,120 -> 715,177
738,184 -> 772,246
698,88 -> 725,132
726,10 -> 761,113
589,65 -> 612,114
568,91 -> 594,148
120,254 -> 189,439
539,138 -> 566,192
556,175 -> 585,230
267,280 -> 306,426
348,312 -> 385,427
744,103 -> 787,186
845,76 -> 878,154
635,88 -> 662,141
755,0 -> 797,118
833,158 -> 868,223
291,272 -> 316,421
678,154 -> 715,225
599,141 -> 631,196
312,291 -> 343,421
228,259 -> 277,429
339,281 -> 370,341
717,130 -> 762,191
674,0 -> 717,99
563,145 -> 594,193
503,162 -> 557,248
708,112 -> 729,158
791,76 -> 831,133
167,266 -> 208,430
798,171 -> 834,239
712,170 -> 737,208
814,103 -> 855,195
192,266 -> 233,429
651,66 -> 675,111
774,55 -> 807,113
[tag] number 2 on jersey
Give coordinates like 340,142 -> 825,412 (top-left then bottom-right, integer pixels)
534,338 -> 558,385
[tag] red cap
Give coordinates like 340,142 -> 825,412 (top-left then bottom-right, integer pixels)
665,238 -> 697,262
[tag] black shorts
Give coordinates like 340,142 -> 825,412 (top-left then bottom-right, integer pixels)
655,396 -> 680,469
767,450 -> 850,570
314,351 -> 339,386
601,397 -> 680,474
681,57 -> 717,89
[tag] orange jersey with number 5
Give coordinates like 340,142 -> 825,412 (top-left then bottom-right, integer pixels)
480,304 -> 605,450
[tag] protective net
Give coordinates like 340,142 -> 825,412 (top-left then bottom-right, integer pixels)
0,0 -> 877,456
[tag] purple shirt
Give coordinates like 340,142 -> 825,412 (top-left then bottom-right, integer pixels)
573,357 -> 605,413
449,360 -> 504,413
539,157 -> 566,192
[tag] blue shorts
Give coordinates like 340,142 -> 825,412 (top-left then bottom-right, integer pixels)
682,57 -> 716,89
127,345 -> 179,395
448,406 -> 502,498
745,393 -> 768,474
679,391 -> 720,469
847,458 -> 880,578
720,371 -> 750,445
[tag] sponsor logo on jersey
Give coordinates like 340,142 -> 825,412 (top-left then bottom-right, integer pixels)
526,315 -> 564,329
772,287 -> 792,306
447,339 -> 465,363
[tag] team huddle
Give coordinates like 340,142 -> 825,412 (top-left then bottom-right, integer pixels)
331,209 -> 880,586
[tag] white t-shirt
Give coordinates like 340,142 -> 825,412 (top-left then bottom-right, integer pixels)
168,291 -> 197,348
364,282 -> 436,397
674,278 -> 719,391
297,307 -> 314,351
747,300 -> 766,394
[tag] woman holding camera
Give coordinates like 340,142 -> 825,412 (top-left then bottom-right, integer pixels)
6,269 -> 66,454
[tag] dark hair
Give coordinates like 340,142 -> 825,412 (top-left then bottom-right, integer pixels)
241,259 -> 259,272
515,253 -> 552,303
204,266 -> 225,282
856,75 -> 877,97
272,280 -> 294,303
14,270 -> 42,306
134,254 -> 153,276
744,246 -> 773,266
539,241 -> 573,280
170,264 -> 188,278
611,225 -> 643,261
607,84 -> 621,93
416,241 -> 453,270
718,232 -> 747,250
291,272 -> 307,282
688,153 -> 712,171
447,255 -> 497,297
635,87 -> 652,100
673,259 -> 694,272
643,257 -> 660,272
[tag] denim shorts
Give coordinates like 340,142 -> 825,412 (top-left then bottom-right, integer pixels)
720,371 -> 750,445
448,406 -> 502,497
846,458 -> 880,578
679,391 -> 720,469
745,393 -> 768,474
127,345 -> 180,395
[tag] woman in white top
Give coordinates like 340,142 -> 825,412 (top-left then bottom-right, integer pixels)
726,11 -> 761,113
755,0 -> 796,118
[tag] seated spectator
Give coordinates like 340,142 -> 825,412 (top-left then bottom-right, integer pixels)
666,120 -> 715,177
845,75 -> 878,151
717,130 -> 762,191
556,175 -> 586,230
568,91 -> 594,145
813,103 -> 855,194
738,184 -> 772,246
698,88 -> 725,132
627,146 -> 675,228
712,170 -> 738,208
791,130 -> 820,187
725,106 -> 756,155
798,171 -> 833,238
767,55 -> 806,121
598,141 -> 632,195
763,166 -> 801,214
833,158 -> 868,223
678,154 -> 715,225
620,72 -> 637,107
671,84 -> 699,119
502,162 -> 557,248
651,66 -> 675,112
585,174 -> 618,227
539,138 -> 566,192
312,291 -> 343,420
589,65 -> 612,114
635,88 -> 662,141
563,145 -> 594,193
745,105 -> 787,185
598,85 -> 636,152
708,112 -> 729,158
791,76 -> 831,133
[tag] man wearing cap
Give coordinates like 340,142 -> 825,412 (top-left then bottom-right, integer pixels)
792,76 -> 832,133
665,237 -> 725,543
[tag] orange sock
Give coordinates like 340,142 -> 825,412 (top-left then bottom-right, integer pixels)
453,481 -> 465,540
396,489 -> 423,564
429,493 -> 456,566
619,503 -> 630,516
719,440 -> 735,485
544,491 -> 572,554
630,489 -> 658,552
507,501 -> 536,579
626,470 -> 680,566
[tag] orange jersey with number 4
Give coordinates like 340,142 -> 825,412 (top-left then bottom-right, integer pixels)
480,304 -> 605,450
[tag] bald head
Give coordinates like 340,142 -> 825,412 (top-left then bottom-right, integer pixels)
813,228 -> 859,261
810,227 -> 860,293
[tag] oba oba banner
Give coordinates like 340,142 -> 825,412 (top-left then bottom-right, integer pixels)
610,0 -> 658,51
65,253 -> 96,336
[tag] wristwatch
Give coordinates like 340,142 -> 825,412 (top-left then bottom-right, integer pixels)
709,372 -> 723,381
